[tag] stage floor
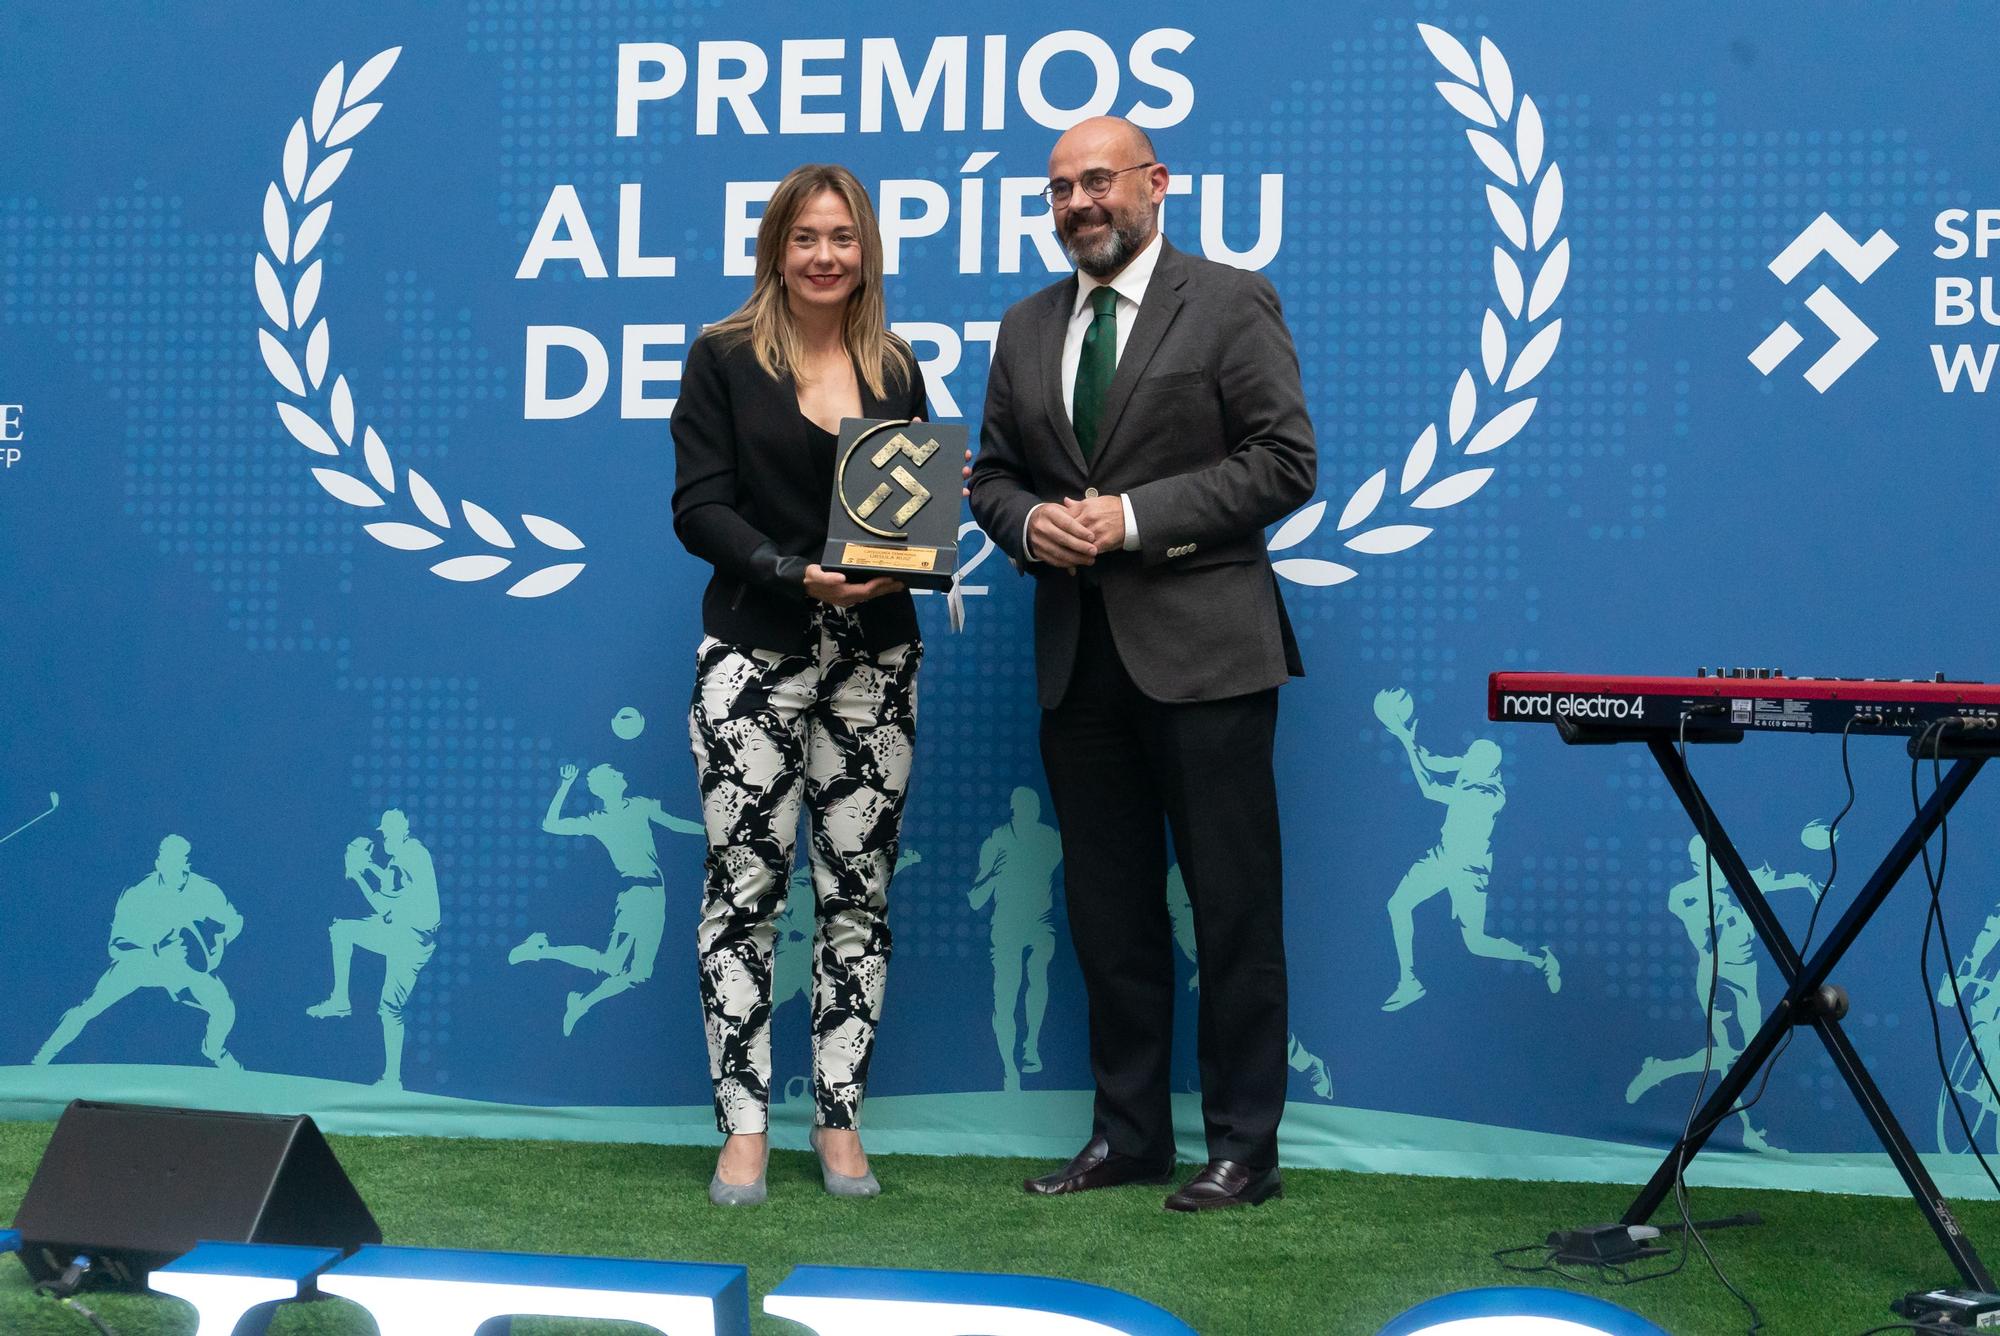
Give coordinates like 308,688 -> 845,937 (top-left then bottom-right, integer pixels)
0,1120 -> 1989,1334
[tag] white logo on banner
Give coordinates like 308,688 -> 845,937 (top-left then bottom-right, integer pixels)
253,49 -> 590,598
1934,209 -> 2000,392
0,401 -> 22,472
1747,213 -> 1898,392
1270,24 -> 1567,588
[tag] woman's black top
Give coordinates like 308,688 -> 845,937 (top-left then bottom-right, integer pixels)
670,330 -> 929,655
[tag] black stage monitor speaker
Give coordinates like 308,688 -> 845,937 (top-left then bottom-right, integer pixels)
11,1100 -> 381,1289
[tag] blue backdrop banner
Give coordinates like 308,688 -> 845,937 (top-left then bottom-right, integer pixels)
3,0 -> 1998,1195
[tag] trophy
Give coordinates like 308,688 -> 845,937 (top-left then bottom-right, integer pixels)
823,417 -> 965,591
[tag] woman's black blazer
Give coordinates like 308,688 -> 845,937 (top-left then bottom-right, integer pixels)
670,330 -> 929,655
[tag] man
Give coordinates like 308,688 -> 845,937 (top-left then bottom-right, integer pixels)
509,763 -> 702,1035
1625,828 -> 1825,1151
1375,689 -> 1558,1012
968,115 -> 1316,1210
35,834 -> 244,1070
306,809 -> 442,1089
968,788 -> 1064,1091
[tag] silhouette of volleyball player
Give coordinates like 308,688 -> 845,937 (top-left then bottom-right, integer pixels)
35,834 -> 244,1069
1168,865 -> 1333,1099
306,810 -> 441,1089
1376,688 -> 1558,1012
968,788 -> 1064,1091
1626,825 -> 1825,1150
510,764 -> 703,1035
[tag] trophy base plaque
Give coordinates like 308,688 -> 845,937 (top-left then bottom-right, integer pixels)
823,417 -> 965,593
823,539 -> 955,591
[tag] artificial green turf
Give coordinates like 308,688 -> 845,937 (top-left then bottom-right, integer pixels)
0,1121 -> 1984,1334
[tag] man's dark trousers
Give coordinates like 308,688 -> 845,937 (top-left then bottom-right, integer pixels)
1042,586 -> 1288,1170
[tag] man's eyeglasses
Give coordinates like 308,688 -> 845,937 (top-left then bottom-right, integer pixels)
1040,163 -> 1156,207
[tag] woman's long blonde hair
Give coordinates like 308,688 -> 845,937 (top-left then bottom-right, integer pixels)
705,164 -> 912,399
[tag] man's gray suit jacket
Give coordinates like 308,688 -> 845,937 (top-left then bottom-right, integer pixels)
968,238 -> 1319,707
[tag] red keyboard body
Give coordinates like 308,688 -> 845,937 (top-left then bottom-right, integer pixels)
1489,672 -> 2000,737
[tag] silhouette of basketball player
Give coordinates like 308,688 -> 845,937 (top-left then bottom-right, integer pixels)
1376,688 -> 1558,1012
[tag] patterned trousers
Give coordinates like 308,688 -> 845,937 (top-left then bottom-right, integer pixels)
687,605 -> 918,1134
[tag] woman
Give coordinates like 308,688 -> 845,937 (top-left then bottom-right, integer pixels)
671,164 -> 926,1206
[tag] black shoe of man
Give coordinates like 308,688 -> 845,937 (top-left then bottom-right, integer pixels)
1023,1136 -> 1176,1196
1163,1160 -> 1283,1211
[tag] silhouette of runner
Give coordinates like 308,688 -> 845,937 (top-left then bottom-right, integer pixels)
969,789 -> 1063,1091
306,810 -> 442,1089
35,835 -> 244,1070
510,764 -> 703,1035
1376,688 -> 1558,1012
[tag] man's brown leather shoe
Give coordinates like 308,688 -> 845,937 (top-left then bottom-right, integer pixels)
1023,1136 -> 1175,1196
1163,1160 -> 1283,1211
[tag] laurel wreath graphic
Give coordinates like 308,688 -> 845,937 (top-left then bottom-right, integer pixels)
253,47 -> 587,598
1269,25 -> 1567,586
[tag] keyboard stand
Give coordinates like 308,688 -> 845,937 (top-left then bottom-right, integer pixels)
1587,731 -> 1992,1289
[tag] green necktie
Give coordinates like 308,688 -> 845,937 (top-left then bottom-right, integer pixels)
1072,285 -> 1118,462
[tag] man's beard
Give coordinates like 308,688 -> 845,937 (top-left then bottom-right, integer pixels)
1062,205 -> 1152,277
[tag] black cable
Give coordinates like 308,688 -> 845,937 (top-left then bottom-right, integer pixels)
1687,716 -> 1860,1143
1491,713 -> 1873,1331
1497,714 -> 1979,1336
1916,723 -> 1982,1170
1913,720 -> 2000,1197
1667,709 -> 1763,1335
1912,720 -> 2000,1192
31,1284 -> 118,1336
1490,715 -> 1764,1329
57,1298 -> 116,1336
28,1253 -> 120,1336
1800,713 -> 1863,960
1491,1241 -> 1668,1288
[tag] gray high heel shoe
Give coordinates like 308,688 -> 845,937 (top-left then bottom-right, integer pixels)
708,1142 -> 769,1206
810,1125 -> 881,1198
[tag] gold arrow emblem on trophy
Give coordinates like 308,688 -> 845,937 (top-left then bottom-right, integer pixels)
837,423 -> 940,540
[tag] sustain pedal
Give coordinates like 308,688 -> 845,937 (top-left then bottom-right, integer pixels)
1893,1288 -> 2000,1327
